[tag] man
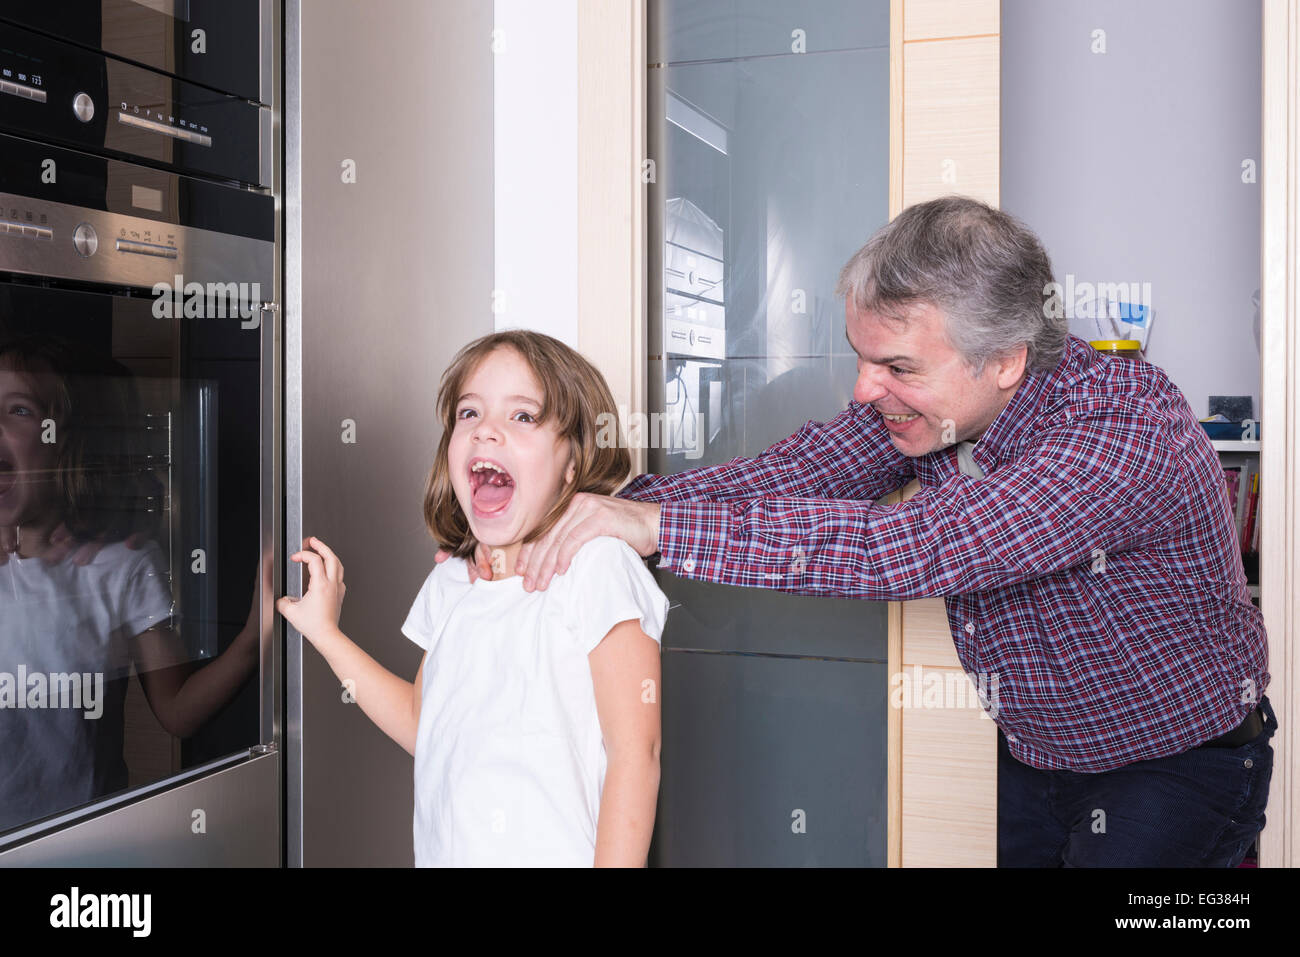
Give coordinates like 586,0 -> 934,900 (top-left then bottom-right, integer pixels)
476,196 -> 1276,867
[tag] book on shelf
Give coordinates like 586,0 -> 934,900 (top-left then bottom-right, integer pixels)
1223,465 -> 1241,517
1242,473 -> 1259,553
1220,461 -> 1260,553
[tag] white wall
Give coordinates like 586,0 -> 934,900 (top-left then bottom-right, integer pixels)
493,0 -> 578,345
1002,0 -> 1262,421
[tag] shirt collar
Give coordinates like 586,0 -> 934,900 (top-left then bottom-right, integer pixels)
961,335 -> 1093,475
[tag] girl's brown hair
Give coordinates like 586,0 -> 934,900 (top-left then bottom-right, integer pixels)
423,330 -> 631,559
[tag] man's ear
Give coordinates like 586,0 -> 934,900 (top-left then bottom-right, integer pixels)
995,344 -> 1029,390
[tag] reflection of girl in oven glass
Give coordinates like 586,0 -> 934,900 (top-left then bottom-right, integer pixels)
0,336 -> 260,837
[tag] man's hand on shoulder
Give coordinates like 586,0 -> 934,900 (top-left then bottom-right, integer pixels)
517,494 -> 660,593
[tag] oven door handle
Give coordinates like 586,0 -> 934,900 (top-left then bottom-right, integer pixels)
257,300 -> 281,749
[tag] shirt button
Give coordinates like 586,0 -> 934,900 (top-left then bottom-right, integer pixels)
965,622 -> 975,634
682,557 -> 696,573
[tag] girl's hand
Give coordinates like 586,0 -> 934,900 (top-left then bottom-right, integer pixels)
276,536 -> 346,640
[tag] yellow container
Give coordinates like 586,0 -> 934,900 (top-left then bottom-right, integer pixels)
1089,339 -> 1145,360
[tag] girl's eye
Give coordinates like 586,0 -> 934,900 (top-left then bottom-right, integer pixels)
513,411 -> 536,424
456,408 -> 477,420
8,404 -> 33,417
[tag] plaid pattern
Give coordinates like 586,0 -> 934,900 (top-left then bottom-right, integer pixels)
618,335 -> 1269,771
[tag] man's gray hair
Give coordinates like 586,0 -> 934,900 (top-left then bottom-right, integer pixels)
836,196 -> 1066,376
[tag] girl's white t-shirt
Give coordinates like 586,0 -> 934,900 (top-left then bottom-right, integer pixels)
401,535 -> 670,867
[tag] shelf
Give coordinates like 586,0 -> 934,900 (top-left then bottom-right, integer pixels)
1213,439 -> 1261,452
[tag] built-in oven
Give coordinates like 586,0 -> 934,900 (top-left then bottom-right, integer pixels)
0,0 -> 271,104
0,129 -> 275,849
0,19 -> 271,187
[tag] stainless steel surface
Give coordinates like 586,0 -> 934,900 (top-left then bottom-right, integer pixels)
259,104 -> 274,196
284,0 -> 304,870
72,91 -> 94,122
0,192 -> 274,290
72,222 -> 97,256
118,110 -> 214,147
0,750 -> 246,853
285,0 -> 494,867
259,302 -> 280,747
0,754 -> 279,866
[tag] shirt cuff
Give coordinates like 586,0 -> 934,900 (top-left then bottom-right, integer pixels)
655,499 -> 739,580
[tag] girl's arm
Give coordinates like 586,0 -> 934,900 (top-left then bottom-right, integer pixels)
588,618 -> 662,867
276,537 -> 424,756
132,622 -> 256,739
132,552 -> 268,737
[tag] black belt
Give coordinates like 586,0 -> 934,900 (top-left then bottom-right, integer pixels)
1195,707 -> 1264,749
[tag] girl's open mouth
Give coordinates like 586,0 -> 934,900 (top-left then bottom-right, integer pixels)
468,457 -> 515,517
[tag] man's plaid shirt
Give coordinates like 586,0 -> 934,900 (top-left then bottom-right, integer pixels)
618,335 -> 1269,771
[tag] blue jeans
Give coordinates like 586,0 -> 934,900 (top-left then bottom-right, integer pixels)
998,697 -> 1277,867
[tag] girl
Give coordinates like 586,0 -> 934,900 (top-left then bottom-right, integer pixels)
0,335 -> 260,836
277,330 -> 670,867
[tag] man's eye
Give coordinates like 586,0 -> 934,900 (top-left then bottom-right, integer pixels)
890,366 -> 910,376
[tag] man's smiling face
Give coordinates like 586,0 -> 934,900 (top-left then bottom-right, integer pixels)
845,299 -> 1027,457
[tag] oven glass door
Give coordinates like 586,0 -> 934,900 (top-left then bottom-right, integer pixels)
0,279 -> 265,844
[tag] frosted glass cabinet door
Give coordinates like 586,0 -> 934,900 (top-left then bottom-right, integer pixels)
646,0 -> 892,866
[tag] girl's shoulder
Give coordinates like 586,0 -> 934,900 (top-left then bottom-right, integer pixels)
563,536 -> 649,580
81,538 -> 169,580
417,553 -> 474,596
559,537 -> 671,651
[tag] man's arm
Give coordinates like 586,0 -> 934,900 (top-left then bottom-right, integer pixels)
616,400 -> 915,506
652,410 -> 1188,601
513,401 -> 914,590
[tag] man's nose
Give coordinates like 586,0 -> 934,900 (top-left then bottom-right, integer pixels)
853,364 -> 888,405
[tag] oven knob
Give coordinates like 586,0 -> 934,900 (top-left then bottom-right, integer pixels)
72,92 -> 95,123
72,223 -> 98,257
